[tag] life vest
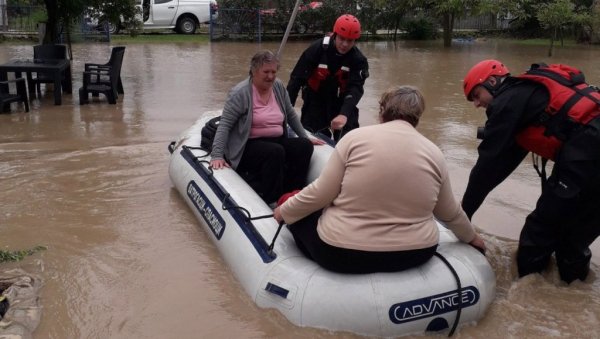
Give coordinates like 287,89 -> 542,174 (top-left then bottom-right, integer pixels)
514,63 -> 600,160
306,36 -> 351,94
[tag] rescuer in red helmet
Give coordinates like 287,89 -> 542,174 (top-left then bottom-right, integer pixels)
287,14 -> 369,142
462,59 -> 600,283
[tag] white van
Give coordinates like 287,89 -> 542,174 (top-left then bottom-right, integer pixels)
100,0 -> 217,34
137,0 -> 217,33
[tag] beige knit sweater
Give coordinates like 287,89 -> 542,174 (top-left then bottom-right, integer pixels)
280,120 -> 476,252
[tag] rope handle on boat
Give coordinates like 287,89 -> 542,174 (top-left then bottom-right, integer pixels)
184,145 -> 211,159
433,252 -> 462,337
219,193 -> 274,221
267,221 -> 286,255
218,194 -> 282,254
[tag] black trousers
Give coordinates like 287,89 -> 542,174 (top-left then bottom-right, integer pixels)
300,91 -> 359,142
517,123 -> 600,283
236,136 -> 313,204
288,210 -> 438,274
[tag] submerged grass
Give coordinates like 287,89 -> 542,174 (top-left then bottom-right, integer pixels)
111,33 -> 210,43
511,38 -> 580,47
0,246 -> 47,263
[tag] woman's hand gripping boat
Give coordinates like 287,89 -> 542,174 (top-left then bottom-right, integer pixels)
168,112 -> 496,337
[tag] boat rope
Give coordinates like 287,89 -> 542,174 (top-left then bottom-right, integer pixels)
219,193 -> 280,254
168,141 -> 177,154
309,126 -> 344,146
185,144 -> 280,253
267,221 -> 286,254
183,146 -> 274,221
219,193 -> 274,221
433,252 -> 462,337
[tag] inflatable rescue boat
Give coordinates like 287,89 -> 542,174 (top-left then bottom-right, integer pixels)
168,112 -> 496,337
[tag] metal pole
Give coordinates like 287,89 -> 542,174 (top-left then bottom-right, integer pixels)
276,0 -> 302,58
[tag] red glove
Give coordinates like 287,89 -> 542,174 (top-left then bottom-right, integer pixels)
277,190 -> 301,207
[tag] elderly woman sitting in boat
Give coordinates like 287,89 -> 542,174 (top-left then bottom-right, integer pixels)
274,85 -> 486,273
210,50 -> 324,205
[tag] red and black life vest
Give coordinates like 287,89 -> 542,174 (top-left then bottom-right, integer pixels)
306,36 -> 351,94
514,63 -> 600,160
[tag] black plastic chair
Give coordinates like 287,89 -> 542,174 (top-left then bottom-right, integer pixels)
28,44 -> 68,95
79,47 -> 125,105
0,78 -> 30,113
84,46 -> 125,95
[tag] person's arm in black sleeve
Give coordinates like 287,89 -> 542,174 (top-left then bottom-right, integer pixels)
462,143 -> 528,219
339,50 -> 369,117
287,40 -> 321,106
461,90 -> 530,219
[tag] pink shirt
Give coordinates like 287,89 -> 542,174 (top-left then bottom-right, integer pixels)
249,85 -> 284,138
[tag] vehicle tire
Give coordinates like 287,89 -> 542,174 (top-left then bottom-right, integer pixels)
177,16 -> 197,34
295,23 -> 308,34
107,21 -> 120,34
100,17 -> 120,34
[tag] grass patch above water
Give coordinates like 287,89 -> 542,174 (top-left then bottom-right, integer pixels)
0,246 -> 47,263
505,38 -> 579,47
111,33 -> 210,44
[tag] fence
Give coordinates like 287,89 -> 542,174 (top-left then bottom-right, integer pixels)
454,13 -> 507,31
210,8 -> 326,42
0,5 -> 45,32
2,5 -> 509,41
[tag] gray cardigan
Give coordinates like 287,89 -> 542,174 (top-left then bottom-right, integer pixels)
210,77 -> 309,169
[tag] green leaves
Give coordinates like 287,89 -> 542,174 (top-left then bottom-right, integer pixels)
0,246 -> 47,263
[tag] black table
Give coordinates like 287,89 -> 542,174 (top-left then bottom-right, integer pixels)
0,59 -> 72,105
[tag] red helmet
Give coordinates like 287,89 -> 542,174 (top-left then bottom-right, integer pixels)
463,59 -> 510,101
333,14 -> 361,40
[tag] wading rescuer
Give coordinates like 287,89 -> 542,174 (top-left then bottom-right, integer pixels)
287,14 -> 369,141
462,59 -> 600,283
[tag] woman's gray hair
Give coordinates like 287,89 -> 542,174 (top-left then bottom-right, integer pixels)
378,85 -> 425,127
249,50 -> 280,76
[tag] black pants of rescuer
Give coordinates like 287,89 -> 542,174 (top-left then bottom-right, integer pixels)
300,92 -> 359,142
236,136 -> 313,205
517,122 -> 600,283
288,211 -> 438,274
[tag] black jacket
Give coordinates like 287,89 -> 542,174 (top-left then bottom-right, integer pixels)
462,77 -> 549,218
287,37 -> 369,120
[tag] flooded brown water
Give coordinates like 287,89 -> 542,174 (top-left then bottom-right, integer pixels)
1,39 -> 600,338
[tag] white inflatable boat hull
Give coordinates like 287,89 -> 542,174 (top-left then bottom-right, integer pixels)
168,113 -> 496,337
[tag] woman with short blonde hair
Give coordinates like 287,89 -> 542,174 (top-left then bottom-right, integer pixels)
274,85 -> 485,274
378,85 -> 425,126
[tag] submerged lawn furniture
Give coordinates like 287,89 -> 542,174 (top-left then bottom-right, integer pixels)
0,78 -> 29,113
79,47 -> 125,105
28,44 -> 69,96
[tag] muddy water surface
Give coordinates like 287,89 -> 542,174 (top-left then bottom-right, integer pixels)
1,39 -> 600,338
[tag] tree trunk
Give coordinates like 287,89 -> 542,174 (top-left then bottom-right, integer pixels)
548,27 -> 556,57
442,13 -> 452,47
43,0 -> 59,43
593,0 -> 600,43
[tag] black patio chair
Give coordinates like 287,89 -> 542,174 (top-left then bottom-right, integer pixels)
84,46 -> 125,95
79,47 -> 125,105
0,78 -> 30,113
28,44 -> 68,95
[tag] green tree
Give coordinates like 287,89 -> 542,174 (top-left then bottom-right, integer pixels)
537,0 -> 591,55
593,0 -> 600,42
477,0 -> 534,29
396,0 -> 479,47
359,0 -> 411,39
41,0 -> 138,44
